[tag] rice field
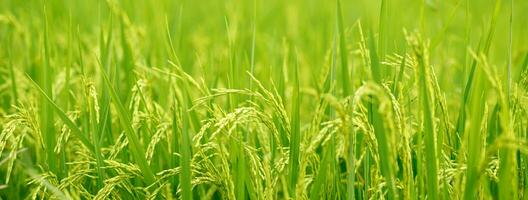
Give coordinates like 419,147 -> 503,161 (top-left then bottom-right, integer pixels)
1,0 -> 528,199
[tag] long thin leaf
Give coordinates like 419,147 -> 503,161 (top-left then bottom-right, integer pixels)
99,64 -> 156,185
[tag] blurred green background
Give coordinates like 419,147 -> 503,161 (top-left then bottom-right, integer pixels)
1,0 -> 526,96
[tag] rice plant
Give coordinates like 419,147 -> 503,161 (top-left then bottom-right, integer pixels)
1,0 -> 527,199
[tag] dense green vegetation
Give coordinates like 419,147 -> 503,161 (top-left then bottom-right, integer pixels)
1,0 -> 528,199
